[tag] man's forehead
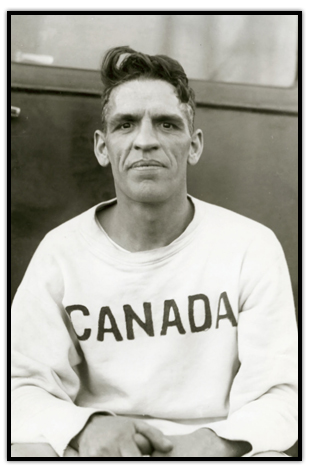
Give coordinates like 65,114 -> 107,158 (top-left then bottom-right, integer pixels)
107,79 -> 188,121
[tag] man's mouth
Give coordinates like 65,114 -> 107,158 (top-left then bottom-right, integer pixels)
130,160 -> 164,169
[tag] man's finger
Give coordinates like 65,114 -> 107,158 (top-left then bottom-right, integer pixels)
64,446 -> 79,457
134,433 -> 153,455
151,450 -> 168,457
135,422 -> 173,453
119,438 -> 142,457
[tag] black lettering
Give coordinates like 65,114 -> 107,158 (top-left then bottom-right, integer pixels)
188,294 -> 212,332
124,303 -> 154,340
216,292 -> 237,328
161,299 -> 186,336
97,307 -> 123,341
66,305 -> 91,341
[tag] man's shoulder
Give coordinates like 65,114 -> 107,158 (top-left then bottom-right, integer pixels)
193,197 -> 277,244
41,204 -> 99,250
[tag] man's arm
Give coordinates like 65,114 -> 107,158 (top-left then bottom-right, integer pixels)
11,278 -> 110,457
204,230 -> 298,456
11,237 -> 114,456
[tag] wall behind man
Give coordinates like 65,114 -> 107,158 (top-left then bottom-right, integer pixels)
11,85 -> 298,320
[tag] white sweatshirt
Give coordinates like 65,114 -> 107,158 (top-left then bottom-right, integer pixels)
11,197 -> 298,457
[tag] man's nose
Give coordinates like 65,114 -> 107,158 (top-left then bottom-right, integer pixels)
133,121 -> 159,151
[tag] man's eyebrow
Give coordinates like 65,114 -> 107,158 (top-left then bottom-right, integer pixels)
109,113 -> 141,125
152,113 -> 185,126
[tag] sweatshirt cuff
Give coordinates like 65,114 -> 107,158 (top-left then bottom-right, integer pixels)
205,408 -> 297,457
41,402 -> 115,457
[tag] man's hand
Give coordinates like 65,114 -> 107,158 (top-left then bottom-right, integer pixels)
75,415 -> 173,457
151,428 -> 251,458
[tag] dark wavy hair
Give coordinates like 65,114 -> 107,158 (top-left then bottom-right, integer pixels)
100,46 -> 196,133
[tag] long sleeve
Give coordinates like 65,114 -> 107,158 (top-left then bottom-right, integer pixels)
207,229 -> 298,456
11,237 -> 113,457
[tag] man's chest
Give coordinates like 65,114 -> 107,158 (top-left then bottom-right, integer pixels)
62,252 -> 241,344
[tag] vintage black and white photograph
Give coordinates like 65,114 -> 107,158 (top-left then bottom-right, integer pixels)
10,12 -> 299,459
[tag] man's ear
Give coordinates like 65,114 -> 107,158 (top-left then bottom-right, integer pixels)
188,129 -> 204,166
94,130 -> 110,167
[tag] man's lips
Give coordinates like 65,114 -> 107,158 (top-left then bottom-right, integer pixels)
130,160 -> 165,169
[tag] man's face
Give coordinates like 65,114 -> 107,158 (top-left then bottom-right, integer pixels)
95,79 -> 202,204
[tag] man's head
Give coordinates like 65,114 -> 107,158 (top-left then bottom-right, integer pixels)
94,46 -> 203,205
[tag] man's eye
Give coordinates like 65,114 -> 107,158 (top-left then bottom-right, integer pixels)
120,123 -> 132,129
162,122 -> 174,129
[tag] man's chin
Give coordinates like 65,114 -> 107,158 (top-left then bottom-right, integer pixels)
132,194 -> 169,205
128,187 -> 171,205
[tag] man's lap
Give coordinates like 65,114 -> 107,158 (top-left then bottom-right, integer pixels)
11,443 -> 78,457
11,443 -> 290,458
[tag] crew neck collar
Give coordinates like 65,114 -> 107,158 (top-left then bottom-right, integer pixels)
79,195 -> 207,266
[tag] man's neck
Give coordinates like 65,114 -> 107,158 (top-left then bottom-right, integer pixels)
97,194 -> 194,252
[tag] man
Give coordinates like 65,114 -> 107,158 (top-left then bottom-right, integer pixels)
11,46 -> 298,458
